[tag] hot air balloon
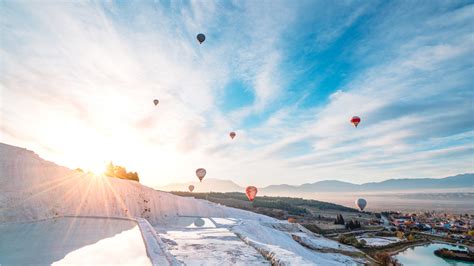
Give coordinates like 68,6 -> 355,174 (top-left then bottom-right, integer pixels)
351,116 -> 361,127
196,33 -> 206,44
188,185 -> 195,192
196,168 -> 206,182
230,132 -> 236,139
245,186 -> 258,202
153,99 -> 159,106
355,198 -> 367,211
194,218 -> 205,227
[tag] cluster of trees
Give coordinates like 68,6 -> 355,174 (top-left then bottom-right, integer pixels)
170,192 -> 311,215
396,230 -> 405,239
208,192 -> 249,201
169,191 -> 359,217
345,219 -> 361,230
203,193 -> 358,212
434,248 -> 474,262
259,196 -> 357,212
394,231 -> 415,241
170,191 -> 358,213
334,214 -> 345,225
105,162 -> 139,182
374,252 -> 399,266
338,235 -> 366,248
252,199 -> 308,215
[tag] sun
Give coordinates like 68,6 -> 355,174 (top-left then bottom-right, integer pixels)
86,161 -> 107,176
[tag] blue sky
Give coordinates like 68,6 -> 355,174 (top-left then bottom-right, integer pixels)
1,0 -> 473,187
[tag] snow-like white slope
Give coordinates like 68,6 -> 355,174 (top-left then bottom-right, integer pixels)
356,236 -> 401,247
0,143 -> 273,224
159,226 -> 269,265
231,221 -> 365,265
0,143 -> 366,265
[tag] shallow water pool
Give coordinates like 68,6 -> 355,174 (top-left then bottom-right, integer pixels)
0,217 -> 151,265
394,243 -> 473,266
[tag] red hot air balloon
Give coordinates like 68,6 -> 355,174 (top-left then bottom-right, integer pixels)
245,186 -> 258,202
230,132 -> 236,139
195,168 -> 206,182
153,99 -> 159,106
351,116 -> 361,127
188,185 -> 195,192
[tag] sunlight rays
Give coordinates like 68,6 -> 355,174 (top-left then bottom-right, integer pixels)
63,173 -> 95,242
2,172 -> 82,213
103,177 -> 133,219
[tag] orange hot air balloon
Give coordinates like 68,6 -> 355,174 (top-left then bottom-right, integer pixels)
196,168 -> 206,182
153,99 -> 159,106
188,185 -> 195,192
245,186 -> 258,202
351,116 -> 361,127
230,132 -> 236,139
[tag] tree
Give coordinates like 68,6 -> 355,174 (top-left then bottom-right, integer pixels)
335,214 -> 345,225
104,162 -> 139,182
338,234 -> 347,244
354,239 -> 366,248
346,219 -> 362,230
128,171 -> 139,182
114,166 -> 128,179
375,252 -> 399,266
355,220 -> 361,228
105,162 -> 115,177
396,231 -> 405,239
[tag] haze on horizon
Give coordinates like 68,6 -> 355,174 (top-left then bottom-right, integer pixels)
1,1 -> 473,188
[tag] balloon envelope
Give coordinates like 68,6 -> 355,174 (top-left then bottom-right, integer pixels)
196,33 -> 206,44
245,186 -> 258,202
355,198 -> 367,211
194,218 -> 205,227
153,99 -> 159,106
351,116 -> 361,127
188,185 -> 195,192
196,168 -> 206,182
230,132 -> 236,139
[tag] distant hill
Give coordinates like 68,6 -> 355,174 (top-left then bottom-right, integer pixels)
273,174 -> 474,193
158,178 -> 243,192
158,174 -> 474,193
360,174 -> 474,191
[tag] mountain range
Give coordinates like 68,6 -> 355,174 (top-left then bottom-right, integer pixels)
158,174 -> 474,193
